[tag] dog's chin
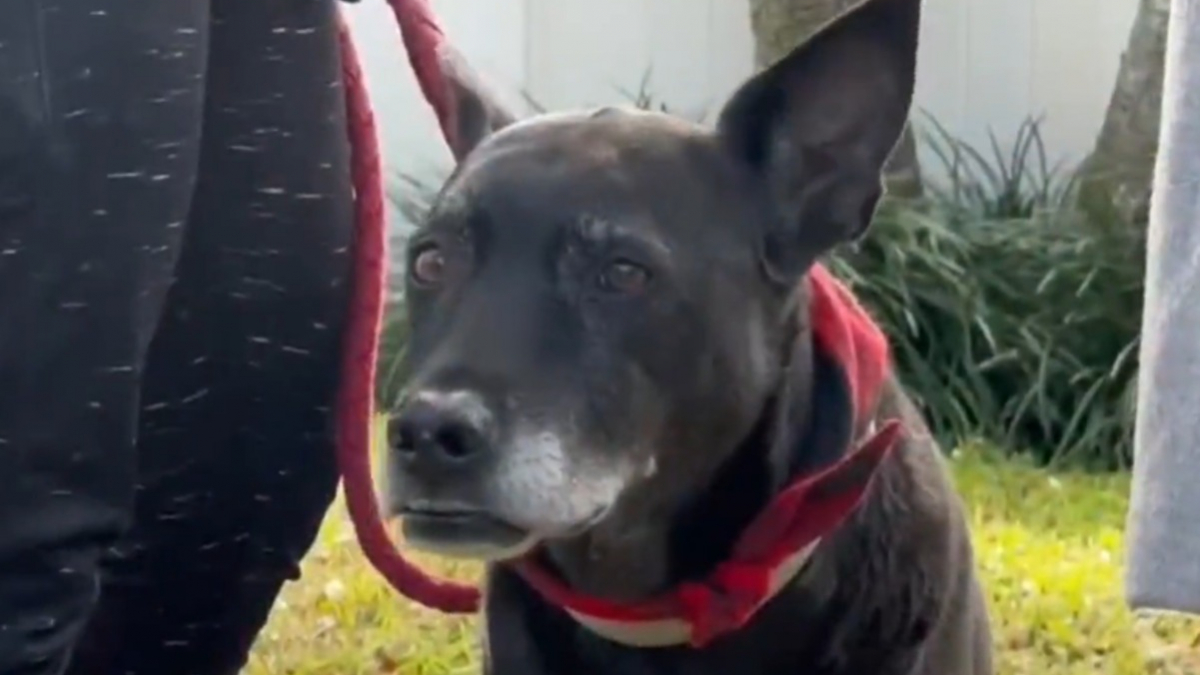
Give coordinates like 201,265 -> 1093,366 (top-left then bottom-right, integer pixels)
396,503 -> 612,562
398,509 -> 541,562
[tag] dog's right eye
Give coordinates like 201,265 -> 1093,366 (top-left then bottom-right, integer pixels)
410,245 -> 448,287
597,259 -> 651,296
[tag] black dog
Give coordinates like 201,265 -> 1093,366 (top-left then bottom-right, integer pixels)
387,0 -> 993,672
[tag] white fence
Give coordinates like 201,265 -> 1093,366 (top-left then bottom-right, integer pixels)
344,0 -> 1138,231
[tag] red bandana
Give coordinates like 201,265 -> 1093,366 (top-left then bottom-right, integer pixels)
509,263 -> 902,648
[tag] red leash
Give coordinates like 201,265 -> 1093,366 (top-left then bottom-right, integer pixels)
334,0 -> 480,613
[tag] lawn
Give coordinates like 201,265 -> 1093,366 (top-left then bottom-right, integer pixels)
246,443 -> 1200,675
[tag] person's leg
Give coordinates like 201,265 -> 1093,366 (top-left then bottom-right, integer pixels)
67,0 -> 355,673
1125,0 -> 1200,616
0,2 -> 208,674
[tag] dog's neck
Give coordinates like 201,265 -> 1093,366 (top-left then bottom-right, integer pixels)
538,302 -> 833,603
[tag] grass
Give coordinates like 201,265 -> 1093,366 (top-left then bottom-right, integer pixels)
245,434 -> 1199,675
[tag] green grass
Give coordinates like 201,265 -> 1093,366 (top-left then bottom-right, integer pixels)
246,442 -> 1200,675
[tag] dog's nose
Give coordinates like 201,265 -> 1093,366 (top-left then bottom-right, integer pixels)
389,390 -> 493,465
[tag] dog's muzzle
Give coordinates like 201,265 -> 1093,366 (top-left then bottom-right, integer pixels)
387,389 -> 535,559
388,385 -> 637,561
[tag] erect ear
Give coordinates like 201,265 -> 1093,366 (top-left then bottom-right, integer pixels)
439,47 -> 519,162
716,0 -> 922,282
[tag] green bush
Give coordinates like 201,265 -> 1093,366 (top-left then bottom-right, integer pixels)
379,115 -> 1144,469
376,308 -> 410,411
829,117 -> 1144,467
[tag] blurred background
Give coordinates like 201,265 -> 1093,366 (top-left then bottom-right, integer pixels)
343,0 -> 1156,230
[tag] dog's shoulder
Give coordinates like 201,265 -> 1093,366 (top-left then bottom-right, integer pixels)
869,377 -> 967,538
815,376 -> 979,665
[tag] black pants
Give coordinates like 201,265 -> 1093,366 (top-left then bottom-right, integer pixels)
0,0 -> 354,673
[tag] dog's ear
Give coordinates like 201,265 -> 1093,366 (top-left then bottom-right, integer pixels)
716,0 -> 921,282
441,47 -> 518,162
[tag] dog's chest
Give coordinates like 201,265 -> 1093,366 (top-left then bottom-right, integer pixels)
557,595 -> 842,675
564,635 -> 865,675
569,637 -> 797,675
564,630 -> 929,675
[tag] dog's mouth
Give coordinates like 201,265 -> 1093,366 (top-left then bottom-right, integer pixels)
395,497 -> 614,562
397,501 -> 539,561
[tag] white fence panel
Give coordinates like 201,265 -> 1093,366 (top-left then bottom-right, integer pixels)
344,0 -> 1140,238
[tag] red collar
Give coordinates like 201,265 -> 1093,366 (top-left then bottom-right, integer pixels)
509,264 -> 902,648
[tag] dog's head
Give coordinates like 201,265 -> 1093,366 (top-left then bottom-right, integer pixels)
387,0 -> 920,561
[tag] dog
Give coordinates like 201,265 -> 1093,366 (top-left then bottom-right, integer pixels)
385,0 -> 993,672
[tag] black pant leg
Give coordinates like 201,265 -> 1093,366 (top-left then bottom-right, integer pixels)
0,2 -> 208,674
67,1 -> 356,673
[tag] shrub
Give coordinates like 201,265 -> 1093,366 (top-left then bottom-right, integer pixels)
827,117 -> 1143,467
375,171 -> 440,409
376,308 -> 411,411
378,111 -> 1144,469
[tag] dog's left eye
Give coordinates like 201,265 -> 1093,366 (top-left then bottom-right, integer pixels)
597,259 -> 651,295
410,244 -> 448,287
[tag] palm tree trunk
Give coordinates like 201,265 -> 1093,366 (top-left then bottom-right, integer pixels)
748,0 -> 924,198
1075,0 -> 1171,225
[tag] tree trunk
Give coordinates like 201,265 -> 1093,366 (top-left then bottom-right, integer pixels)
1075,0 -> 1171,225
748,0 -> 923,198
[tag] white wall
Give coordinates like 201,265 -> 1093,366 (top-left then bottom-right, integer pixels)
342,0 -> 527,180
343,0 -> 1139,229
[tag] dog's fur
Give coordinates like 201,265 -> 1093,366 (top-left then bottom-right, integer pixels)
386,0 -> 993,672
